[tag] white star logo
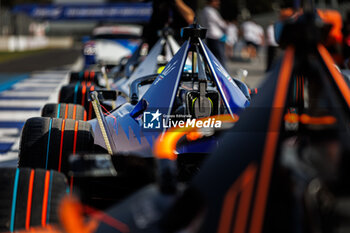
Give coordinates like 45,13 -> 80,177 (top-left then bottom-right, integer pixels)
151,110 -> 162,122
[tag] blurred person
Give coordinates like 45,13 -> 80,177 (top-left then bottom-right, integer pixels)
266,8 -> 295,71
241,19 -> 264,59
142,0 -> 196,49
277,8 -> 343,67
225,19 -> 238,59
29,21 -> 49,37
273,8 -> 295,44
200,0 -> 227,67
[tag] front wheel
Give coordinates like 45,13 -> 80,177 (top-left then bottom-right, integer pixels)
19,117 -> 94,174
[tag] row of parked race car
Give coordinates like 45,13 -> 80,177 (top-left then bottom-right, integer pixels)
1,10 -> 350,233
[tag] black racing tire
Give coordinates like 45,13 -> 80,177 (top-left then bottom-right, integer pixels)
59,83 -> 113,120
0,168 -> 67,232
58,83 -> 97,120
41,103 -> 87,121
19,117 -> 94,174
69,71 -> 100,86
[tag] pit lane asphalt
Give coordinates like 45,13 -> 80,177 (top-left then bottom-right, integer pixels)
0,47 -> 265,86
226,50 -> 266,88
0,48 -> 81,73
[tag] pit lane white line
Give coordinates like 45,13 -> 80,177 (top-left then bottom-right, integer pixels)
31,72 -> 69,75
0,153 -> 19,165
19,79 -> 63,84
0,129 -> 19,136
0,100 -> 47,107
29,76 -> 69,81
0,136 -> 19,143
0,111 -> 40,121
0,91 -> 55,97
21,76 -> 65,81
13,83 -> 61,88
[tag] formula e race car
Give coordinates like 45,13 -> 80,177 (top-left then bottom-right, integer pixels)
47,27 -> 181,120
86,23 -> 249,155
83,25 -> 142,68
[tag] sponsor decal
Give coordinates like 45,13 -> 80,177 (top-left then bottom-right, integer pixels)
153,60 -> 178,86
212,59 -> 238,87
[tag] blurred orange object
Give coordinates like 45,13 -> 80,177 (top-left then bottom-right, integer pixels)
317,9 -> 343,45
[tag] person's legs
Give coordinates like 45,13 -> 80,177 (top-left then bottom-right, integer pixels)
266,45 -> 277,71
206,38 -> 226,68
217,41 -> 226,68
253,44 -> 259,58
244,41 -> 252,59
206,38 -> 220,57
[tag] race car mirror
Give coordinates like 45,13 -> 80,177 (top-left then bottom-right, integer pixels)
130,98 -> 148,119
130,74 -> 158,105
233,78 -> 250,100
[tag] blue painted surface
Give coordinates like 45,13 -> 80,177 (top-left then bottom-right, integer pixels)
0,106 -> 40,111
0,74 -> 29,93
0,122 -> 24,129
84,55 -> 96,67
0,143 -> 14,154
